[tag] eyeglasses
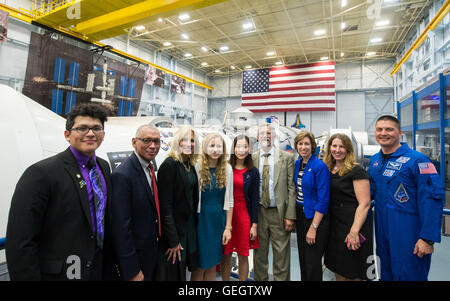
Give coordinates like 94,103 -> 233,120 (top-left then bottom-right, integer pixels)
136,137 -> 161,145
70,126 -> 104,135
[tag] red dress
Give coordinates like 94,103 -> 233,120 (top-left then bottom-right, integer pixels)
223,168 -> 259,256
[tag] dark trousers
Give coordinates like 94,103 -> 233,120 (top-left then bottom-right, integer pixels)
295,204 -> 330,281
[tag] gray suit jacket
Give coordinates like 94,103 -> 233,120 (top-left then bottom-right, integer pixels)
252,148 -> 296,225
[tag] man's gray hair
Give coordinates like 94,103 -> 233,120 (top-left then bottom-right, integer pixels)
135,124 -> 159,137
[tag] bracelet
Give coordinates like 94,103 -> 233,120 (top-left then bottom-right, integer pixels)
225,226 -> 232,231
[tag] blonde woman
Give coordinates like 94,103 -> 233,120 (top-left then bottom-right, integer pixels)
191,133 -> 234,281
323,133 -> 372,281
156,125 -> 201,281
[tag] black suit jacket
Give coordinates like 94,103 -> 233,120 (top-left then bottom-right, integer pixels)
111,152 -> 159,281
157,157 -> 199,251
6,148 -> 117,281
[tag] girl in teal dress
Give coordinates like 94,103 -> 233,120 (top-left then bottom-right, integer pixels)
191,133 -> 234,281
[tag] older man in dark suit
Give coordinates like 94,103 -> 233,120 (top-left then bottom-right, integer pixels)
6,103 -> 117,281
111,125 -> 161,281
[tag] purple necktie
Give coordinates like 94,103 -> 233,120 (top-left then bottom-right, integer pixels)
88,158 -> 105,249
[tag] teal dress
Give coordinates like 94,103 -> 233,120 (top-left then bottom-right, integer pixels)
197,168 -> 226,270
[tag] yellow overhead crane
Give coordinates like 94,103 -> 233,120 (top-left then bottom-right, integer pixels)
1,0 -> 221,90
390,0 -> 449,77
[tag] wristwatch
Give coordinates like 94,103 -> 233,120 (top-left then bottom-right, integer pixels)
421,238 -> 434,246
312,223 -> 318,230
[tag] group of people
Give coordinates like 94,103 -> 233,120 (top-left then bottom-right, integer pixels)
5,103 -> 445,281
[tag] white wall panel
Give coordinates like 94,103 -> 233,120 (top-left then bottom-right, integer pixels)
336,91 -> 365,131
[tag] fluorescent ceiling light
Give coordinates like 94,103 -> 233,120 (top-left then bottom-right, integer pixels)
215,69 -> 221,73
201,46 -> 208,52
242,22 -> 253,30
135,25 -> 145,31
275,61 -> 282,65
266,51 -> 275,56
341,52 -> 344,57
370,37 -> 382,43
341,0 -> 347,7
375,20 -> 390,26
341,22 -> 346,30
245,65 -> 252,69
184,53 -> 192,57
163,41 -> 172,46
201,62 -> 208,66
320,56 -> 329,60
230,65 -> 235,70
367,51 -> 376,56
158,18 -> 163,22
219,45 -> 229,52
178,13 -> 190,21
314,29 -> 326,36
181,33 -> 189,39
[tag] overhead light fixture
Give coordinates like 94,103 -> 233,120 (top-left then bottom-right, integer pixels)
178,13 -> 190,21
163,41 -> 172,46
201,46 -> 208,52
341,0 -> 347,7
367,51 -> 376,56
158,18 -> 163,22
320,56 -> 329,60
184,53 -> 192,57
219,45 -> 229,52
242,22 -> 253,30
341,22 -> 346,30
201,62 -> 208,66
245,65 -> 252,69
314,29 -> 326,36
215,69 -> 221,73
135,25 -> 145,31
375,20 -> 390,26
370,37 -> 382,43
341,52 -> 344,57
181,33 -> 189,39
230,65 -> 236,70
275,61 -> 282,65
266,51 -> 276,56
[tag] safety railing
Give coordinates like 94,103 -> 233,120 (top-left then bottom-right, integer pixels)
33,0 -> 74,18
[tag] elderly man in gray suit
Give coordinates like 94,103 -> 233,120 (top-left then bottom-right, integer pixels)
252,123 -> 296,281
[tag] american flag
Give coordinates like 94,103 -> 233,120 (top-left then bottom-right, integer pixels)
241,61 -> 336,112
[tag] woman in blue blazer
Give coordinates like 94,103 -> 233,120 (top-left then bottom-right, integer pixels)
293,131 -> 330,281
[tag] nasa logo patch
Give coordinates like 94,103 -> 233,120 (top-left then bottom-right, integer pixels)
372,160 -> 379,168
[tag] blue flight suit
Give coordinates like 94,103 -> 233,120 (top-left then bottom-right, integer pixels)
369,143 -> 444,281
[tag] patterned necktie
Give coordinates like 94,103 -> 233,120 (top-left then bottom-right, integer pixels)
87,158 -> 105,249
261,153 -> 270,208
148,163 -> 161,237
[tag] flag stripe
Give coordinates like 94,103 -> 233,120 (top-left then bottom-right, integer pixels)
242,100 -> 336,106
242,62 -> 336,112
242,92 -> 335,101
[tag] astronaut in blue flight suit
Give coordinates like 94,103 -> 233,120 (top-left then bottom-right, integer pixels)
369,115 -> 444,281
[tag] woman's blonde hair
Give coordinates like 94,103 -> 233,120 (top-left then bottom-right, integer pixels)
167,125 -> 200,166
199,132 -> 228,191
323,133 -> 357,176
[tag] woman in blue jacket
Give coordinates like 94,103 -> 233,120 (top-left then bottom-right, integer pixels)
221,135 -> 260,281
293,131 -> 330,281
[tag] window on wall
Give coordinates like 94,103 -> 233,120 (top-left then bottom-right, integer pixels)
400,103 -> 413,127
417,89 -> 440,124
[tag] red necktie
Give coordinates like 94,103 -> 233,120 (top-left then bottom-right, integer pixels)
148,163 -> 161,237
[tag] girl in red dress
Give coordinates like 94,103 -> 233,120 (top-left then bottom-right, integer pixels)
221,135 -> 260,281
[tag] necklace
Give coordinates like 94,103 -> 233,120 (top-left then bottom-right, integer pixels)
183,161 -> 191,172
333,166 -> 339,171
